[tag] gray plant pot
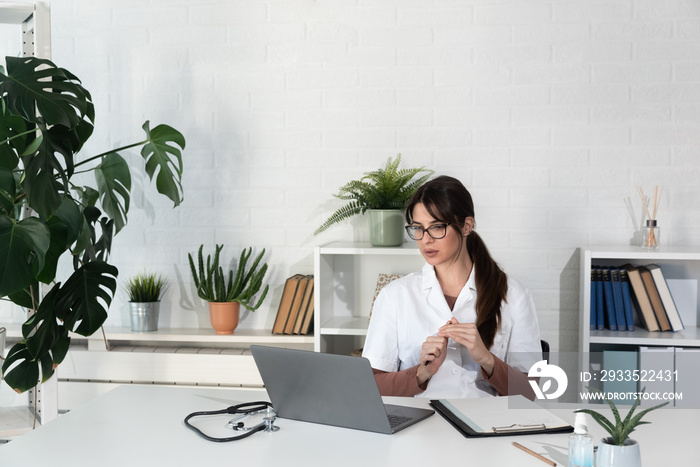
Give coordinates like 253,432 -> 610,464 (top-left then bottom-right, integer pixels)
130,302 -> 160,332
368,209 -> 405,246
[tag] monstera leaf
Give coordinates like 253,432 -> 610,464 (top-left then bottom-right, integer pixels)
141,121 -> 186,207
95,152 -> 131,234
0,215 -> 50,296
0,56 -> 94,128
55,260 -> 118,336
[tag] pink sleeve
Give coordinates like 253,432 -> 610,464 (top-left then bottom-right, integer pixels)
372,366 -> 428,397
481,354 -> 536,400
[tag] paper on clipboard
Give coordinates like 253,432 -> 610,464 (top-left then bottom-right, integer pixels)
430,395 -> 573,437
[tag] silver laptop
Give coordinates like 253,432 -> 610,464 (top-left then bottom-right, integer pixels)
250,346 -> 434,434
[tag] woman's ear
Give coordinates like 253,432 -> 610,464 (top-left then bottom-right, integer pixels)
462,217 -> 475,235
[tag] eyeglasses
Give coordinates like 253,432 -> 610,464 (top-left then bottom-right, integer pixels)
405,223 -> 451,241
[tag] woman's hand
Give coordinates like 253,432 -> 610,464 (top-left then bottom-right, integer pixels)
415,331 -> 448,386
437,317 -> 496,376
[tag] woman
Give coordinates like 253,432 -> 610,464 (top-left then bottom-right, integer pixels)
362,175 -> 542,399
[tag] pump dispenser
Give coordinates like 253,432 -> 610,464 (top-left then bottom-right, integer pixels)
568,413 -> 594,467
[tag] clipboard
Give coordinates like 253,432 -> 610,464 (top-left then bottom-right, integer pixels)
429,395 -> 573,438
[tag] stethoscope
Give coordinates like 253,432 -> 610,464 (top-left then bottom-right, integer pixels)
184,401 -> 280,442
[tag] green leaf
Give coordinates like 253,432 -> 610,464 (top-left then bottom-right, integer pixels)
22,123 -> 76,217
55,260 -> 118,336
0,167 -> 16,214
7,283 -> 40,309
1,343 -> 40,393
0,215 -> 50,296
140,121 -> 185,207
95,152 -> 131,234
0,101 -> 27,170
0,56 -> 94,129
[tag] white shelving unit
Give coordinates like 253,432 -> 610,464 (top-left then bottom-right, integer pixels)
3,325 -> 313,412
313,241 -> 424,355
578,245 -> 700,398
0,1 -> 54,438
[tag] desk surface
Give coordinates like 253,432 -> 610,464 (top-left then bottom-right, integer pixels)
1,385 -> 695,466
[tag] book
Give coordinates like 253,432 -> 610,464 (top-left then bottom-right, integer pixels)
590,268 -> 597,330
283,275 -> 310,334
429,395 -> 573,438
667,279 -> 697,328
639,266 -> 671,331
272,274 -> 304,334
618,268 -> 635,331
622,264 -> 659,332
297,280 -> 315,335
594,268 -> 605,330
601,267 -> 617,331
292,276 -> 314,335
610,269 -> 627,331
647,264 -> 684,332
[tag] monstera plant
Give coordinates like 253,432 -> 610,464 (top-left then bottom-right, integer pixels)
0,56 -> 186,393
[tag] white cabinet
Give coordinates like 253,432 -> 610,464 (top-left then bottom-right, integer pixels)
578,246 -> 700,401
314,242 -> 424,354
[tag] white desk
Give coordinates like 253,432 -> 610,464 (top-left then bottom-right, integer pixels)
0,385 -> 695,466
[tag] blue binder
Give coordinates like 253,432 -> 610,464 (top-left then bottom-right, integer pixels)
611,269 -> 627,331
619,268 -> 635,331
595,268 -> 605,330
601,268 -> 617,331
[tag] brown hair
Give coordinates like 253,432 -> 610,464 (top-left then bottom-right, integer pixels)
405,175 -> 507,348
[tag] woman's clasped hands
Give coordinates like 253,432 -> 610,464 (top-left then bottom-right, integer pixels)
417,318 -> 496,385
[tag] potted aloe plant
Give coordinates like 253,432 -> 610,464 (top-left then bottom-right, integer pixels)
125,272 -> 168,332
0,56 -> 186,393
188,244 -> 269,334
314,154 -> 433,246
575,387 -> 668,467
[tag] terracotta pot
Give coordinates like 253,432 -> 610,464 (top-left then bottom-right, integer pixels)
208,302 -> 240,335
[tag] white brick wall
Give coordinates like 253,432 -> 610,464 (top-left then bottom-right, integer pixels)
2,0 -> 700,353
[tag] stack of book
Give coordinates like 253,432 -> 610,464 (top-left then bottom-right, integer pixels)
272,274 -> 314,335
590,264 -> 684,333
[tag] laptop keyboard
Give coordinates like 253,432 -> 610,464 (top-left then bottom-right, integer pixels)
388,414 -> 412,428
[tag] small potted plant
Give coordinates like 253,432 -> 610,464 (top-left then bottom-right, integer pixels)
575,387 -> 668,467
314,154 -> 433,246
188,244 -> 269,334
125,272 -> 168,332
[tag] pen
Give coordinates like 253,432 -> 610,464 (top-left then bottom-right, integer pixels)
512,441 -> 556,467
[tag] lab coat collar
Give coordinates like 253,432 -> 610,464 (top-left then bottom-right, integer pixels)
420,262 -> 476,293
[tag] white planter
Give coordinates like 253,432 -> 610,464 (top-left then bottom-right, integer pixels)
596,438 -> 641,467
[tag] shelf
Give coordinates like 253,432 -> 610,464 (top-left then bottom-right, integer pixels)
318,241 -> 420,256
585,245 -> 700,261
320,317 -> 369,336
4,325 -> 313,348
0,407 -> 35,438
589,327 -> 700,347
314,241 -> 425,353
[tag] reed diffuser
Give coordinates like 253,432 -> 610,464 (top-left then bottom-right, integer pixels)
637,185 -> 662,249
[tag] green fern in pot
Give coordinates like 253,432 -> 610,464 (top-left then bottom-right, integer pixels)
314,154 -> 433,246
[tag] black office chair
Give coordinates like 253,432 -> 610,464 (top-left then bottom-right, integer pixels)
540,340 -> 550,363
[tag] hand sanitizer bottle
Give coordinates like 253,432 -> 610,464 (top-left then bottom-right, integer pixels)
568,413 -> 594,467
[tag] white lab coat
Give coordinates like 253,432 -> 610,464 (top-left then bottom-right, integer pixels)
362,263 -> 542,399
